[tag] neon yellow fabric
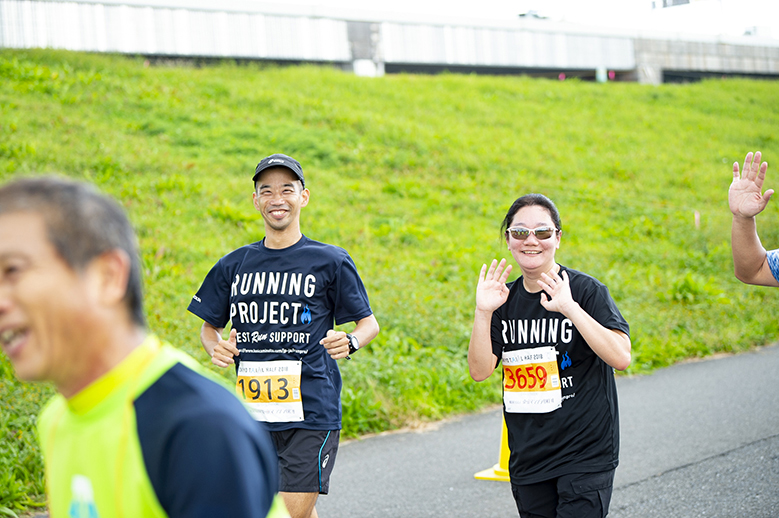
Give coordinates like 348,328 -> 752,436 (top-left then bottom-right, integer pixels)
38,335 -> 289,518
38,336 -> 171,518
268,495 -> 292,518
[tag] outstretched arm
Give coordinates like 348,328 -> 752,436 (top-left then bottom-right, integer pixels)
468,259 -> 512,382
729,151 -> 779,287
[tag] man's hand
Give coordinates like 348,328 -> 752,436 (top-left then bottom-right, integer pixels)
320,330 -> 350,360
730,151 -> 774,219
211,328 -> 240,368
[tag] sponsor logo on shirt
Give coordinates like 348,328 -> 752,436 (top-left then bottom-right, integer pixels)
560,351 -> 572,370
301,304 -> 312,324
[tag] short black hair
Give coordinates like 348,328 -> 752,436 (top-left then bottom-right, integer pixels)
500,193 -> 562,238
0,176 -> 146,327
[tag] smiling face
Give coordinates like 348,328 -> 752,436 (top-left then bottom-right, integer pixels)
0,212 -> 95,387
506,204 -> 561,277
252,167 -> 310,238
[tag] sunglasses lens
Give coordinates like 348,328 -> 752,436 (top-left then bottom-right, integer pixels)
510,229 -> 530,240
508,228 -> 557,240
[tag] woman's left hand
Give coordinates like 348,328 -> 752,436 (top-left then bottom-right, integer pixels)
539,268 -> 632,370
538,269 -> 576,315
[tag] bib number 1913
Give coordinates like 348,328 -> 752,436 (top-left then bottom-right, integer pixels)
237,376 -> 292,402
236,360 -> 304,422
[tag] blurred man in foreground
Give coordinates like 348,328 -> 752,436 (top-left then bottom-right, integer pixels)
0,176 -> 288,518
729,151 -> 779,287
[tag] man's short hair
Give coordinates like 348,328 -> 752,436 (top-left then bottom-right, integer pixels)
0,176 -> 146,327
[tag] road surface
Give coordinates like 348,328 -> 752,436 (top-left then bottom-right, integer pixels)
318,343 -> 779,517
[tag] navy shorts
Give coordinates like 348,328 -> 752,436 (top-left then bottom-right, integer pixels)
271,428 -> 339,494
511,469 -> 615,518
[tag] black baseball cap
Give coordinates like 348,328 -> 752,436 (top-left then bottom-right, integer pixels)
252,153 -> 305,188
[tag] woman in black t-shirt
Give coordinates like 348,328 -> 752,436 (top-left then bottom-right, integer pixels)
468,193 -> 631,518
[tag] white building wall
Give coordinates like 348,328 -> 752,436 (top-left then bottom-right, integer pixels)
1,0 -> 779,83
0,0 -> 351,61
380,21 -> 635,70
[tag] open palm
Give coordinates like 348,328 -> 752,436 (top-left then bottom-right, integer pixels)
729,151 -> 774,218
475,259 -> 513,313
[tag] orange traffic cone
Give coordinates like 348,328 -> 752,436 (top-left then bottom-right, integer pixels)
474,416 -> 510,481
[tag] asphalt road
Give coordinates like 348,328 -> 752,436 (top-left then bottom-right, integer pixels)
317,343 -> 779,517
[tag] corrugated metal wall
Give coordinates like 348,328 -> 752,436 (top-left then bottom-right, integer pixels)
0,0 -> 637,70
7,0 -> 777,82
380,22 -> 636,69
0,0 -> 352,61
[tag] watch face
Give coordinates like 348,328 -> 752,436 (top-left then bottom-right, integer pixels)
348,334 -> 359,353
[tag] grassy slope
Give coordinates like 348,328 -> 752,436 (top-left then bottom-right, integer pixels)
1,49 -> 778,513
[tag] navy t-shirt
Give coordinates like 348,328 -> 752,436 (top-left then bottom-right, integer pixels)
188,235 -> 373,431
490,266 -> 630,484
136,363 -> 279,517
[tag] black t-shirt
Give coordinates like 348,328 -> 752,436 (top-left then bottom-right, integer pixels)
490,265 -> 630,484
188,236 -> 373,431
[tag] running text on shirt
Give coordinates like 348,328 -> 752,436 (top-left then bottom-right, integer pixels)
500,317 -> 573,345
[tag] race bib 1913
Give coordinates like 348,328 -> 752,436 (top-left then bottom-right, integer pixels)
236,360 -> 304,422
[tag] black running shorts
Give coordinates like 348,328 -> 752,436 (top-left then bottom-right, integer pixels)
271,428 -> 340,494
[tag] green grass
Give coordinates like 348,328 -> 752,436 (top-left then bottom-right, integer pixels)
1,49 -> 778,514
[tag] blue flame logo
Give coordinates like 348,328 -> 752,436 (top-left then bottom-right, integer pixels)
300,304 -> 312,325
560,351 -> 572,371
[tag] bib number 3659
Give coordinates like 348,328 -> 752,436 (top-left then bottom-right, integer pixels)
502,346 -> 562,414
504,364 -> 549,391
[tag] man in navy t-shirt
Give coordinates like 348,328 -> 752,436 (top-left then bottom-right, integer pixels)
188,153 -> 380,518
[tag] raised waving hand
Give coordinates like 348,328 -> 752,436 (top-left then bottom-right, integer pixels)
475,258 -> 513,313
730,151 -> 774,218
469,259 -> 513,381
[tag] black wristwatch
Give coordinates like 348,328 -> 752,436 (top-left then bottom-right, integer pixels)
346,333 -> 360,355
